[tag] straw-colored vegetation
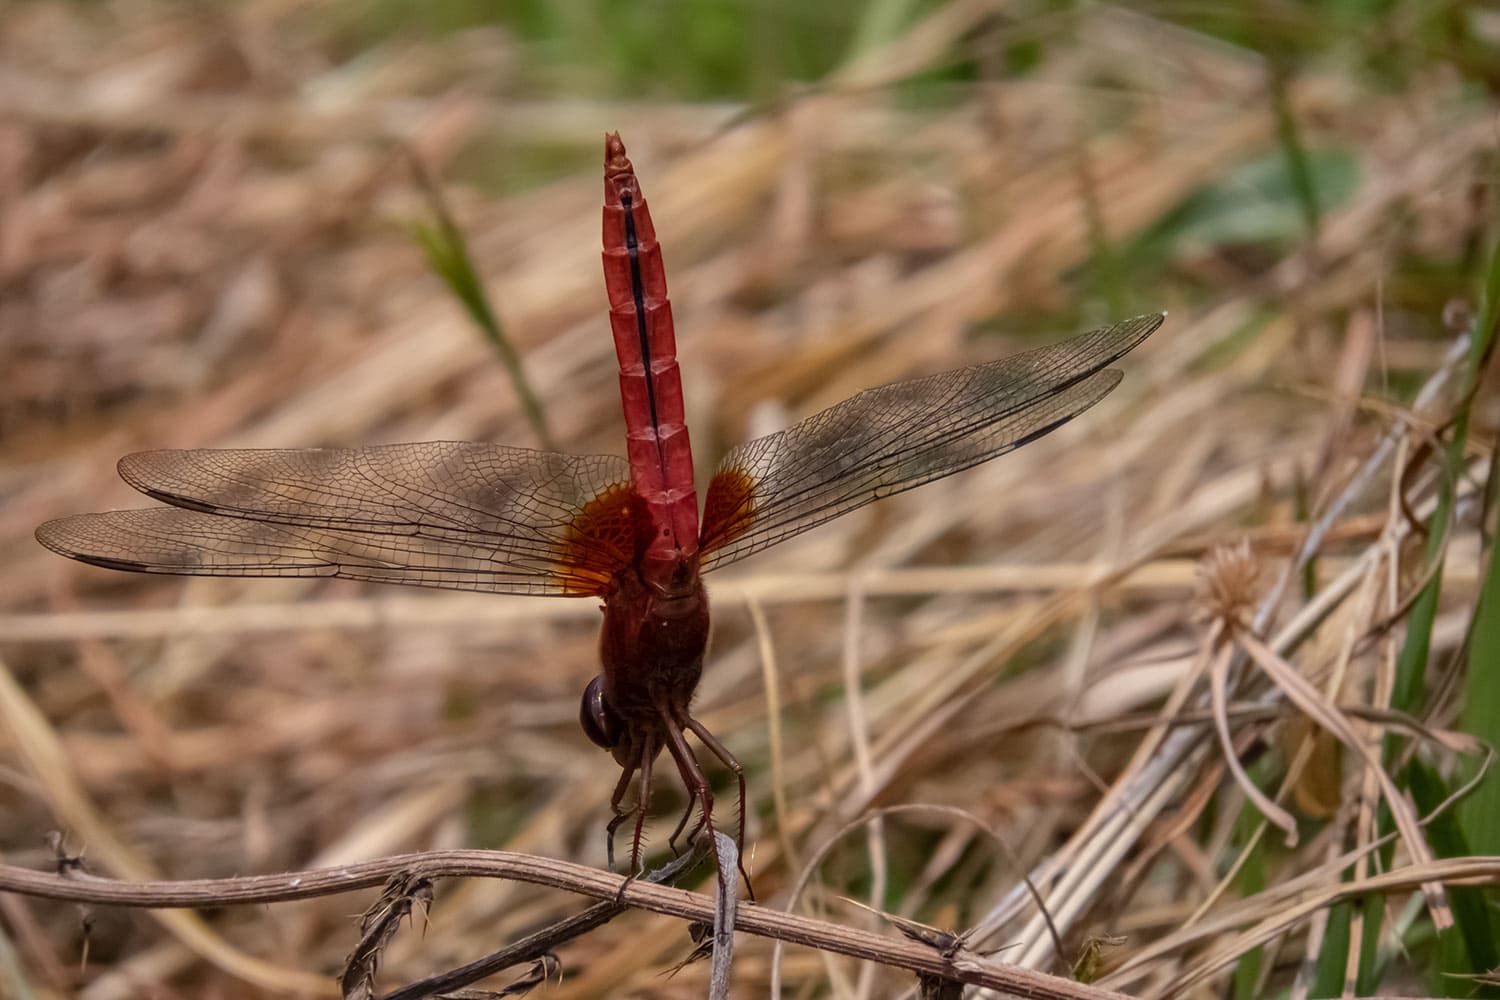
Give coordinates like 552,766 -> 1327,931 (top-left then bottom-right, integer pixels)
2,1 -> 1498,997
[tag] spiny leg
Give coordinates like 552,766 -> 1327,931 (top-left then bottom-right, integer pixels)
627,733 -> 657,877
663,730 -> 701,853
686,716 -> 753,899
665,791 -> 697,857
605,758 -> 639,871
657,713 -> 714,860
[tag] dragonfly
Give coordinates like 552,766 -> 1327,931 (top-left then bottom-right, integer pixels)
37,133 -> 1163,881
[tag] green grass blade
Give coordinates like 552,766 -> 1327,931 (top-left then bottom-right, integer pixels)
1458,218 -> 1500,854
1368,171 -> 1500,991
844,0 -> 922,61
1390,222 -> 1498,732
1231,803 -> 1268,1000
1311,902 -> 1351,997
1409,760 -> 1500,995
1268,56 -> 1322,237
1462,454 -> 1500,850
408,158 -> 558,452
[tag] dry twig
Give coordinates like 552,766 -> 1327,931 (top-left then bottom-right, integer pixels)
0,849 -> 1133,1000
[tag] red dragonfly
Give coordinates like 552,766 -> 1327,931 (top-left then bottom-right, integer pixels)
38,134 -> 1162,877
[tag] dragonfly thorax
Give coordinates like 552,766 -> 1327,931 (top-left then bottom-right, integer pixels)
636,550 -> 702,608
596,563 -> 710,728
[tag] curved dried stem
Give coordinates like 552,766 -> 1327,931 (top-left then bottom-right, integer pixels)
0,848 -> 1133,1000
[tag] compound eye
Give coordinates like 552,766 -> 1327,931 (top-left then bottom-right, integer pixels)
579,675 -> 621,749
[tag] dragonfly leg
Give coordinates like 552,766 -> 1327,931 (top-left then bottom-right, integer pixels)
662,729 -> 702,853
665,793 -> 695,857
625,733 -> 657,880
686,716 -> 753,900
605,759 -> 640,871
612,736 -> 657,906
657,715 -> 713,862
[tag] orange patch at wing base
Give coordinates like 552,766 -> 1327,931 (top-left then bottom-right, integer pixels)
698,466 -> 757,557
557,483 -> 641,595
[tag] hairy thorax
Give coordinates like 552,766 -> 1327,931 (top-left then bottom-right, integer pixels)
597,558 -> 710,725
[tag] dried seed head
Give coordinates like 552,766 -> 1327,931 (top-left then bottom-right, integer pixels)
1195,539 -> 1261,632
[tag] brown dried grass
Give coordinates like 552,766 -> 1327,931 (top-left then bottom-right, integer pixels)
0,1 -> 1494,998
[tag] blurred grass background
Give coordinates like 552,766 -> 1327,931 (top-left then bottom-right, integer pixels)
1,0 -> 1499,997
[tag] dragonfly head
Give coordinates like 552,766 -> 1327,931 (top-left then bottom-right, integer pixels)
580,674 -> 624,751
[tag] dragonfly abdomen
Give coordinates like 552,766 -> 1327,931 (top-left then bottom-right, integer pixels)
602,133 -> 700,579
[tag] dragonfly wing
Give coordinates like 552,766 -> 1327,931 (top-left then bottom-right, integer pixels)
697,313 -> 1163,572
37,442 -> 637,596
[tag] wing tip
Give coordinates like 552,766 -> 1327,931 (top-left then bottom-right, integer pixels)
1093,310 -> 1166,364
116,448 -> 163,471
72,553 -> 158,573
1007,367 -> 1124,451
36,516 -> 147,572
117,449 -> 163,495
1128,310 -> 1167,333
34,518 -> 71,558
117,451 -> 236,513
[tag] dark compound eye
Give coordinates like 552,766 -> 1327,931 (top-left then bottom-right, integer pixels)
579,675 -> 622,750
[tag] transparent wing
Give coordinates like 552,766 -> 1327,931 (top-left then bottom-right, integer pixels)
37,442 -> 638,596
698,313 -> 1163,572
